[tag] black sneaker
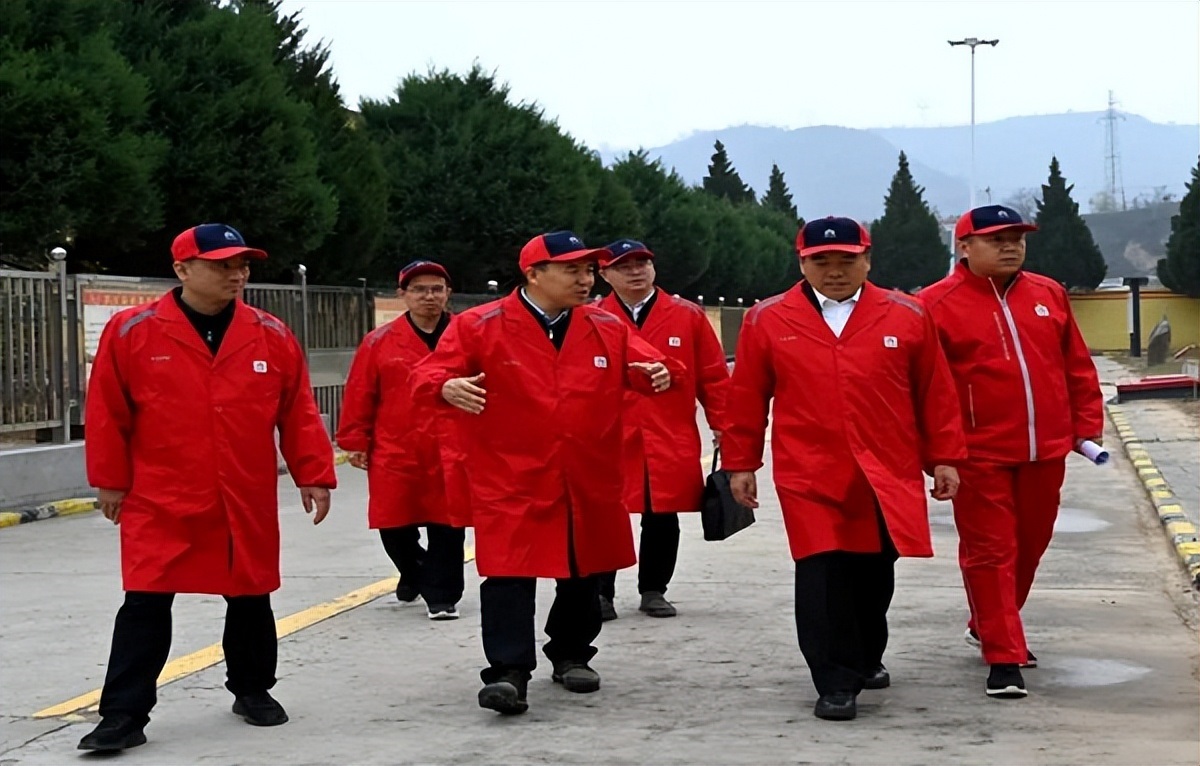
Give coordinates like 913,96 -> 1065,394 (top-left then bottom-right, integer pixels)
478,673 -> 528,715
863,664 -> 891,690
986,664 -> 1028,699
426,604 -> 459,621
814,691 -> 857,721
232,692 -> 290,726
1021,650 -> 1038,669
77,714 -> 147,752
599,595 -> 618,622
551,661 -> 601,693
638,591 -> 677,618
395,581 -> 420,603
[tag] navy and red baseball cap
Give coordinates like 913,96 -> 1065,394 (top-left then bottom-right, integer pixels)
171,223 -> 267,262
954,204 -> 1038,240
796,216 -> 871,258
398,260 -> 451,289
518,231 -> 610,272
601,238 -> 654,268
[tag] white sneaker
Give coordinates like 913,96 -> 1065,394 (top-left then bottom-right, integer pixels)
964,628 -> 981,649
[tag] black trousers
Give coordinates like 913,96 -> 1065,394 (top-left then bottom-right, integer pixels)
794,536 -> 898,697
97,591 -> 277,724
599,472 -> 680,597
479,576 -> 601,683
378,523 -> 465,606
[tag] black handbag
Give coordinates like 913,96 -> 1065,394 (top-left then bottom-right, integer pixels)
700,447 -> 756,541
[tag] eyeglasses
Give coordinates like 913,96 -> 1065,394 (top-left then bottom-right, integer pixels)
610,259 -> 652,274
405,285 -> 448,297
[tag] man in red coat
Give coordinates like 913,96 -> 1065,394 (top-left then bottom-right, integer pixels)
337,260 -> 465,620
413,230 -> 677,716
724,217 -> 966,722
920,205 -> 1103,699
596,239 -> 729,619
79,224 -> 336,752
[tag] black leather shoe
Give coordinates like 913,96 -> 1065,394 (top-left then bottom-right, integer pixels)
77,714 -> 147,752
552,661 -> 601,693
863,665 -> 891,690
478,673 -> 529,715
232,692 -> 289,726
814,691 -> 858,721
599,595 -> 618,622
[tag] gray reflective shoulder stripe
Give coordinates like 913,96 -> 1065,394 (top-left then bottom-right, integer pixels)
364,325 -> 390,347
746,294 -> 785,326
884,293 -> 924,317
477,307 -> 503,323
118,307 -> 157,337
252,309 -> 289,338
590,311 -> 619,323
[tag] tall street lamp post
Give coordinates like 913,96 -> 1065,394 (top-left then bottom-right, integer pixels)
948,37 -> 999,209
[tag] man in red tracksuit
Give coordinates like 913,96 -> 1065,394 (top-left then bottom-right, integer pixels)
336,260 -> 465,620
595,239 -> 730,620
920,204 -> 1104,700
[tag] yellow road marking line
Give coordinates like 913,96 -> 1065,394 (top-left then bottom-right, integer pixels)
34,544 -> 478,720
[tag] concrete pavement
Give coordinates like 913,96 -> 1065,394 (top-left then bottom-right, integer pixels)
1,402 -> 1197,764
1096,355 -> 1200,585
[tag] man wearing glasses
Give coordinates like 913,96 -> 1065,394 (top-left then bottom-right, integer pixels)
337,261 -> 466,620
595,240 -> 730,620
79,224 -> 336,752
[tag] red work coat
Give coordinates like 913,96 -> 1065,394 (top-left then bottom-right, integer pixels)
723,281 -> 967,560
598,289 -> 730,513
411,291 -> 682,579
919,263 -> 1104,464
336,315 -> 459,529
85,293 -> 337,595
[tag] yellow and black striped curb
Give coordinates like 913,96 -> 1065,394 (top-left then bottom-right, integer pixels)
1107,403 -> 1200,588
1,451 -> 352,531
0,498 -> 99,529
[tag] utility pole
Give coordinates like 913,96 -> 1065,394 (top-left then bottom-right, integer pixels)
948,37 -> 999,209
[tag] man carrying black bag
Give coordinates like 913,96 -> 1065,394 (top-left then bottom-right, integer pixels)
701,448 -> 755,542
723,217 -> 966,722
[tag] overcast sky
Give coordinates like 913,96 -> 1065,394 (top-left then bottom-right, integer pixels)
280,0 -> 1200,151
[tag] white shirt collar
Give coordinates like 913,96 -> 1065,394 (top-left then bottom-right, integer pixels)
520,287 -> 568,325
810,285 -> 862,308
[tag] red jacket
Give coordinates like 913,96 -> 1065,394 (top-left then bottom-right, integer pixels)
919,263 -> 1103,464
723,282 -> 967,560
85,293 -> 336,595
410,291 -> 683,579
336,315 -> 459,529
598,289 -> 729,513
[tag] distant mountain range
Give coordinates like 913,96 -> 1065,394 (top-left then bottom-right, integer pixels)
602,112 -> 1199,222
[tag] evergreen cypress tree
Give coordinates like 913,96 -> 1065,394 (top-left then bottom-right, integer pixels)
702,140 -> 755,204
1025,157 -> 1107,290
1157,158 -> 1200,297
868,152 -> 948,291
760,163 -> 798,220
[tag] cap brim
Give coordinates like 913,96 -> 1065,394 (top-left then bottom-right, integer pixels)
601,249 -> 655,267
191,246 -> 268,261
400,264 -> 451,288
962,222 -> 1038,238
529,247 -> 611,267
798,244 -> 869,258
